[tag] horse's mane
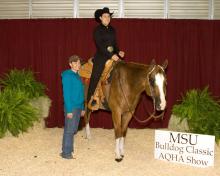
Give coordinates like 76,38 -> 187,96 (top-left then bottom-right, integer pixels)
119,61 -> 165,75
115,61 -> 150,77
117,61 -> 150,68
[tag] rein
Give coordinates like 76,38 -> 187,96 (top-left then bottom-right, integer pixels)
117,65 -> 165,124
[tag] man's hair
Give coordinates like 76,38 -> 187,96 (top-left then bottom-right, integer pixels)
68,55 -> 81,63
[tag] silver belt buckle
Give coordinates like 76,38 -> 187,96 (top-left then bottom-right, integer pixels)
107,46 -> 113,53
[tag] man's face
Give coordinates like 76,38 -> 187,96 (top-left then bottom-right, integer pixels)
100,13 -> 111,26
69,60 -> 81,71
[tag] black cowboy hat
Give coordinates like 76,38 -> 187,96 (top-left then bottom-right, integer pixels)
94,7 -> 114,23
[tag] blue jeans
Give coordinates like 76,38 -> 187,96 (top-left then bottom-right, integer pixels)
62,109 -> 81,156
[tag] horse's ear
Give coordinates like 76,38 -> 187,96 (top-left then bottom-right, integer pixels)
162,59 -> 168,70
150,59 -> 156,65
148,59 -> 156,72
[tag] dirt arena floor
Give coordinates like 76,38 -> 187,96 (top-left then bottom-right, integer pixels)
0,122 -> 219,176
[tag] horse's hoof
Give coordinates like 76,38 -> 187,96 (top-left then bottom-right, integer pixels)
115,158 -> 123,162
85,134 -> 91,139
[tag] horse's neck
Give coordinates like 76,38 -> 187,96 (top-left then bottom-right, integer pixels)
125,61 -> 149,74
117,61 -> 149,93
122,61 -> 149,85
111,61 -> 149,110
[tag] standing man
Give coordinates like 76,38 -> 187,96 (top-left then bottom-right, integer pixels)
87,7 -> 125,106
61,55 -> 85,159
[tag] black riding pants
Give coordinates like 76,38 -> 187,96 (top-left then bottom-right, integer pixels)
87,60 -> 106,103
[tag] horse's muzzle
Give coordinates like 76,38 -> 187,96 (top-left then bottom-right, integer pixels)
156,101 -> 166,111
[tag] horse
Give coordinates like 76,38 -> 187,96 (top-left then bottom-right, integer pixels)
83,59 -> 168,162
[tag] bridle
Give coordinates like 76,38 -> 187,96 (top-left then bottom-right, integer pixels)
146,65 -> 156,111
146,65 -> 165,111
134,65 -> 166,123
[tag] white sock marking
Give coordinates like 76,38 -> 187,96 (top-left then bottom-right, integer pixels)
119,137 -> 124,156
115,138 -> 121,159
85,123 -> 91,139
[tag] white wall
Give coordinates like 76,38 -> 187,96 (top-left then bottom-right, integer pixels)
0,0 -> 219,19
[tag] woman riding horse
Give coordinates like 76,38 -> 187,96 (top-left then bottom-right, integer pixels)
87,7 -> 125,106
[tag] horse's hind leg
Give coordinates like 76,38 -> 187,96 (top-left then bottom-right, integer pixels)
84,108 -> 91,139
112,110 -> 123,162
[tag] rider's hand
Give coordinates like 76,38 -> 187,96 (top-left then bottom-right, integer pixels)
67,113 -> 73,119
119,51 -> 125,58
112,54 -> 119,61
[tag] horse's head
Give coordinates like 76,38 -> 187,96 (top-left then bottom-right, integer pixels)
145,59 -> 168,111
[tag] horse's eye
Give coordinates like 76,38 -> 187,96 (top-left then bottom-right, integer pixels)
149,78 -> 154,85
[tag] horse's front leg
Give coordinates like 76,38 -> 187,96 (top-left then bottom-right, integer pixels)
112,110 -> 123,162
120,111 -> 134,158
119,137 -> 124,158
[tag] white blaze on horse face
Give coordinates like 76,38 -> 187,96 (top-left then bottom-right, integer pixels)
155,73 -> 166,110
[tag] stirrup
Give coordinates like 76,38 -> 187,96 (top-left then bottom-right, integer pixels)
88,96 -> 99,111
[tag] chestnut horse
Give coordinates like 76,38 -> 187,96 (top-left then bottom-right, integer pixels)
84,59 -> 168,162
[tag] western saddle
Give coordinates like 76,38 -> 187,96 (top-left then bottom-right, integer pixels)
79,58 -> 115,111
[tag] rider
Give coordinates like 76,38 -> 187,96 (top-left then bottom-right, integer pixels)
87,7 -> 125,106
